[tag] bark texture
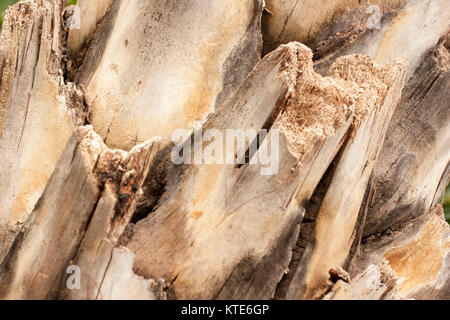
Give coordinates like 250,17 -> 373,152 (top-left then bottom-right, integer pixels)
0,0 -> 448,300
0,0 -> 83,262
75,0 -> 264,150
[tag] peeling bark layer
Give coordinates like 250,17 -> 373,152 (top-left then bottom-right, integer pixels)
0,0 -> 448,301
353,205 -> 450,300
284,55 -> 406,299
118,43 -> 406,300
76,0 -> 264,150
0,0 -> 83,262
364,31 -> 450,237
0,126 -> 159,299
313,0 -> 450,79
263,0 -> 406,56
67,0 -> 114,55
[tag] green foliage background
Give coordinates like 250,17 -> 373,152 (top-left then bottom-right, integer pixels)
0,0 -> 17,27
445,185 -> 450,224
0,0 -> 449,224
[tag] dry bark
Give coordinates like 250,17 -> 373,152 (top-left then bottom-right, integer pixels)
282,54 -> 406,300
0,125 -> 159,299
0,0 -> 448,300
262,0 -> 407,56
67,0 -> 114,55
0,0 -> 84,262
74,0 -> 264,150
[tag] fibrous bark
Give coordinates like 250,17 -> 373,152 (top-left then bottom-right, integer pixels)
0,125 -> 159,299
0,0 -> 448,300
0,0 -> 84,262
282,54 -> 406,300
262,0 -> 407,56
67,0 -> 114,56
75,0 -> 264,150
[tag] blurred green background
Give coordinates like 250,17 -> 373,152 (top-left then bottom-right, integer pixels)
0,0 -> 17,27
445,185 -> 450,223
0,0 -> 449,224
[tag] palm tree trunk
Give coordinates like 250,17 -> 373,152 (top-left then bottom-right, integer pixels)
0,0 -> 448,300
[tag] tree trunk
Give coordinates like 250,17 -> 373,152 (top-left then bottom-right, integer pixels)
0,0 -> 448,300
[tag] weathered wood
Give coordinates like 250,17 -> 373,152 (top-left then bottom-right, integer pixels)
0,0 -> 448,301
324,262 -> 401,300
364,31 -> 450,237
313,0 -> 450,79
0,126 -> 159,299
262,0 -> 406,56
95,247 -> 165,300
67,0 -> 114,55
107,43 -> 405,300
261,0 -> 450,300
75,0 -> 264,150
63,131 -> 160,300
353,205 -> 450,299
0,0 -> 81,262
283,55 -> 406,299
350,33 -> 450,296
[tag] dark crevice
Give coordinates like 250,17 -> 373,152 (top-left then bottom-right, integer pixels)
361,209 -> 431,246
274,133 -> 349,299
236,88 -> 289,169
61,7 -> 72,81
71,0 -> 121,86
59,4 -> 89,126
131,146 -> 172,223
214,0 -> 263,109
432,161 -> 450,211
63,1 -> 115,83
